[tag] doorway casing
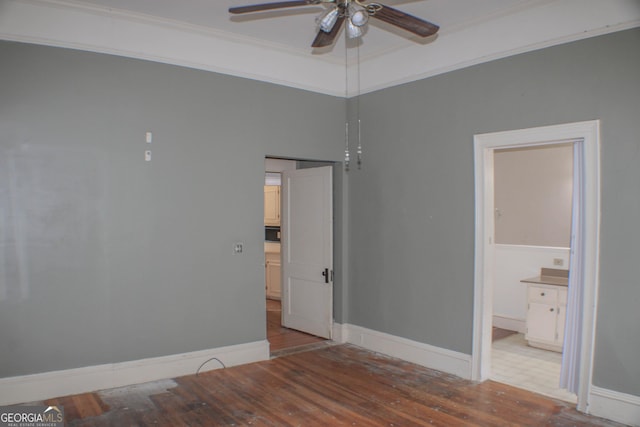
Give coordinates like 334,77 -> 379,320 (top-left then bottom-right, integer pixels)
471,120 -> 601,413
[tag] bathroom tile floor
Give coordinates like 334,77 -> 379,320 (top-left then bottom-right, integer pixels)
491,333 -> 577,403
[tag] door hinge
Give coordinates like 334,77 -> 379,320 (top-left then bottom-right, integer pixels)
330,270 -> 334,282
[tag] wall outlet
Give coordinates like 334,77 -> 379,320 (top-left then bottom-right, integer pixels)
233,242 -> 244,254
553,258 -> 564,266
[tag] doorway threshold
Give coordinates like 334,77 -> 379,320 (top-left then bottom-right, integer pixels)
270,341 -> 338,359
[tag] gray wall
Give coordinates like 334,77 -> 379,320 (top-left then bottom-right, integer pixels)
349,28 -> 640,396
0,41 -> 345,377
2,27 -> 639,399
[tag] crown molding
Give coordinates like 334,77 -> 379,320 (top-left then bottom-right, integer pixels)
357,0 -> 640,95
1,0 -> 639,97
0,0 -> 347,96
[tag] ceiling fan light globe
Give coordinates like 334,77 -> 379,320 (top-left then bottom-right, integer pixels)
319,8 -> 339,32
350,9 -> 368,27
346,19 -> 363,38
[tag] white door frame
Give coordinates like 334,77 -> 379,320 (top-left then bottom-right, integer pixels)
471,120 -> 601,412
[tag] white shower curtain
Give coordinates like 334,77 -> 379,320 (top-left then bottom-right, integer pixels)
560,141 -> 584,394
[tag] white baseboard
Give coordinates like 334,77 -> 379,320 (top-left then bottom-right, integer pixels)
343,324 -> 472,380
589,386 -> 640,426
0,340 -> 269,406
492,315 -> 526,334
332,322 -> 347,344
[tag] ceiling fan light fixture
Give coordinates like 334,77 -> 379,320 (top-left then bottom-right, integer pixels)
349,7 -> 368,27
318,7 -> 339,32
346,18 -> 363,38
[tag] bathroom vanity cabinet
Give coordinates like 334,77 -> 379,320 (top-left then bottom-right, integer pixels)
522,268 -> 569,353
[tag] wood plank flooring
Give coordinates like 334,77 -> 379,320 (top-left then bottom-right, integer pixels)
45,344 -> 624,426
266,299 -> 326,352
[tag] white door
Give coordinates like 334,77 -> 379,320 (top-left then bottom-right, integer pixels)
281,166 -> 333,339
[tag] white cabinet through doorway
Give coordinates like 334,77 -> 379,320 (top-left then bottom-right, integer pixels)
264,185 -> 280,226
525,284 -> 567,352
265,251 -> 281,300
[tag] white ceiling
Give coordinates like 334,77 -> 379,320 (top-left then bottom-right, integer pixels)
62,0 -> 534,59
1,0 -> 639,96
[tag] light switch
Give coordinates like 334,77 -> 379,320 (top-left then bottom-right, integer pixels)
146,131 -> 153,143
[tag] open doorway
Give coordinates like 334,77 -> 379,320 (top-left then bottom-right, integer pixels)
264,158 -> 333,356
472,121 -> 601,413
489,142 -> 576,402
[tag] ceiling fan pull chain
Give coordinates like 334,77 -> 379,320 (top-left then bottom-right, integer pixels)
345,122 -> 351,172
357,119 -> 362,169
356,41 -> 362,169
344,35 -> 351,173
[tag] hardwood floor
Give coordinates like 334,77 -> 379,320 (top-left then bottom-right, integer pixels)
45,344 -> 623,426
266,299 -> 326,353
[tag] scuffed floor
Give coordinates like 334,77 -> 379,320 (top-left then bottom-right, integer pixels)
41,345 -> 626,426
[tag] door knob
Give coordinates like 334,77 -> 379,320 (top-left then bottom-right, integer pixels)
322,268 -> 329,283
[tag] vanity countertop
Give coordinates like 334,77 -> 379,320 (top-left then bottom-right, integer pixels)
520,268 -> 569,287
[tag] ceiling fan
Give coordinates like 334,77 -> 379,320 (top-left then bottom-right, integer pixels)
228,0 -> 439,48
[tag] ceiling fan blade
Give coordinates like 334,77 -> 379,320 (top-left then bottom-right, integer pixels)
371,5 -> 439,38
311,15 -> 345,48
229,0 -> 320,14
